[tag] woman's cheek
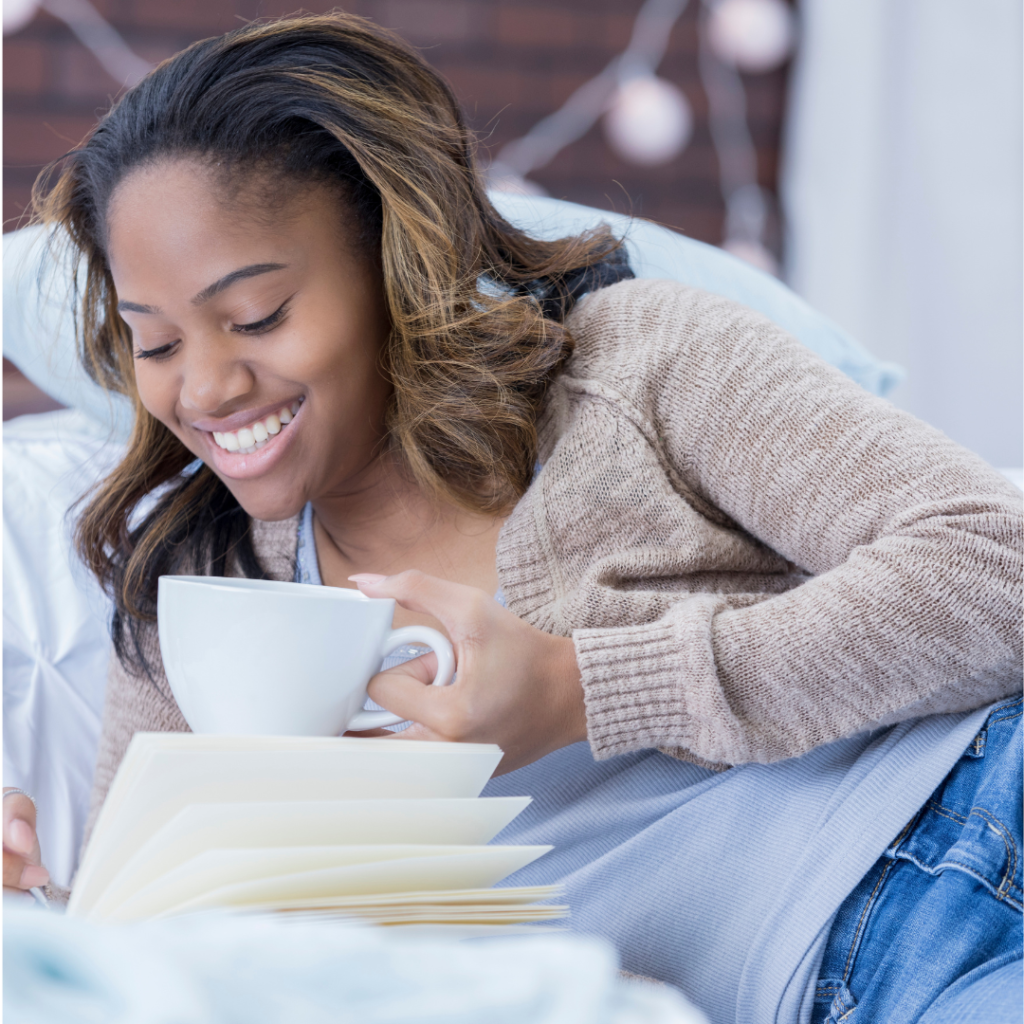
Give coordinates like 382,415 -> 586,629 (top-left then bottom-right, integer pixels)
135,367 -> 187,440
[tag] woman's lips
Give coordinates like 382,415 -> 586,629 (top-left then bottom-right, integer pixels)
197,398 -> 304,480
210,400 -> 301,454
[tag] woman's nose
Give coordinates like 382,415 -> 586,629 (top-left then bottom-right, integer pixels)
177,336 -> 256,415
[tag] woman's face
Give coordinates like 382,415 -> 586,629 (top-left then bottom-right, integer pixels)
106,159 -> 392,522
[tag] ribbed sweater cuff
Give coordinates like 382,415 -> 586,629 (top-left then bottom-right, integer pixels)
573,596 -> 745,762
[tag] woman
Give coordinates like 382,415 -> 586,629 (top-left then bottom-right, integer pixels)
3,14 -> 1020,1022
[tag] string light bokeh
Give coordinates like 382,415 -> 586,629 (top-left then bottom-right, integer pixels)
4,0 -> 796,271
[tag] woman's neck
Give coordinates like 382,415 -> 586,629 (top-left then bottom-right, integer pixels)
309,451 -> 503,627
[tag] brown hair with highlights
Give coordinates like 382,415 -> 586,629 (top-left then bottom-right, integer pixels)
31,12 -> 632,669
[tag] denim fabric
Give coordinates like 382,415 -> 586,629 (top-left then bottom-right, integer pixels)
812,695 -> 1023,1024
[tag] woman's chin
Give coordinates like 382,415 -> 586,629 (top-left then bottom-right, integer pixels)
229,485 -> 307,524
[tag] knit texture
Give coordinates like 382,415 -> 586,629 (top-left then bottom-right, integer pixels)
499,280 -> 1021,763
83,278 -> 1023,845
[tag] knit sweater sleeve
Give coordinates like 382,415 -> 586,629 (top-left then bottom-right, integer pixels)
569,280 -> 1023,764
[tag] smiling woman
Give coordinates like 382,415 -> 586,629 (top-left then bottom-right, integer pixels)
33,14 -> 628,667
107,165 -> 390,512
12,11 -> 1022,1020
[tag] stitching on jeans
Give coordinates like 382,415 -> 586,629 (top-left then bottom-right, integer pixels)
887,813 -> 920,856
842,859 -> 893,982
987,707 -> 1022,727
937,860 -> 1024,909
925,799 -> 967,824
903,802 -> 1021,904
971,807 -> 1018,898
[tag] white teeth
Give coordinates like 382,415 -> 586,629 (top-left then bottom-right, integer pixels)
211,399 -> 301,453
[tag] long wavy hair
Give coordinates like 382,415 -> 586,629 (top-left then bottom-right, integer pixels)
31,12 -> 632,670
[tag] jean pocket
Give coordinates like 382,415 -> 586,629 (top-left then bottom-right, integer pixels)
891,710 -> 1023,911
813,978 -> 858,1023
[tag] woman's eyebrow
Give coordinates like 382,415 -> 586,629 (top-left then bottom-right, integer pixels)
115,263 -> 289,316
118,300 -> 161,314
191,263 -> 288,306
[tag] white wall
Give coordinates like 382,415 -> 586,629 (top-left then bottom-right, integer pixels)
782,0 -> 1022,467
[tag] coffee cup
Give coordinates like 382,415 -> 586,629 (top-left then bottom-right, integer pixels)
157,575 -> 454,735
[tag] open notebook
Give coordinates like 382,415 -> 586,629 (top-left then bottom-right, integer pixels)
68,734 -> 563,927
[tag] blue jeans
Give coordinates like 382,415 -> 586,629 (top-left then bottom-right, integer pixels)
812,695 -> 1023,1024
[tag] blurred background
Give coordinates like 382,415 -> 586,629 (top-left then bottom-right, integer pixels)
3,0 -> 1021,466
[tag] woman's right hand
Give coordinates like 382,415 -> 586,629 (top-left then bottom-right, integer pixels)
3,791 -> 49,892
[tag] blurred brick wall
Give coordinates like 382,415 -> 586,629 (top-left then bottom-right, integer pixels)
3,0 -> 792,247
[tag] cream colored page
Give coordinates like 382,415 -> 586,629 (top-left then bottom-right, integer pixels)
301,907 -> 566,925
109,844 -> 472,922
225,885 -> 561,913
91,797 -> 530,919
70,735 -> 502,916
144,845 -> 552,922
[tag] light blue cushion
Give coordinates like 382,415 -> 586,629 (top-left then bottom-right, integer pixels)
3,198 -> 901,436
488,191 -> 903,398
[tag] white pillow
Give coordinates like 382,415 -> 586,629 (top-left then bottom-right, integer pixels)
3,410 -> 123,886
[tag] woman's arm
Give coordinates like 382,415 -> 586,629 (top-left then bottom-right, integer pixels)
359,279 -> 1020,769
568,279 -> 1022,762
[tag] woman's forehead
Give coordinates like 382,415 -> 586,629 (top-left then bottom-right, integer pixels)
108,158 -> 339,235
105,162 -> 350,303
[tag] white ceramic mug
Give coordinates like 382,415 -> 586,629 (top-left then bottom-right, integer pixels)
157,575 -> 455,735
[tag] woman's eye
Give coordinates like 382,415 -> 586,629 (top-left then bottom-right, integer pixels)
134,341 -> 179,361
232,302 -> 290,335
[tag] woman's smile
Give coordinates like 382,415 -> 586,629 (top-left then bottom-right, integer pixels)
196,397 -> 305,481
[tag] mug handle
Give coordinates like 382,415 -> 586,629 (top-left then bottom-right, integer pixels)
346,625 -> 456,731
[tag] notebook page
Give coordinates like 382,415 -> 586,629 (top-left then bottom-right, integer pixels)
91,797 -> 530,920
223,885 -> 562,913
110,844 -> 515,922
148,845 -> 552,921
70,735 -> 502,916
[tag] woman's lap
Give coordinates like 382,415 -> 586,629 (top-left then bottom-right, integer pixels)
485,707 -> 991,1021
812,695 -> 1023,1024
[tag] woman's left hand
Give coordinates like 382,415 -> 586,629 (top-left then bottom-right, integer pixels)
350,571 -> 588,774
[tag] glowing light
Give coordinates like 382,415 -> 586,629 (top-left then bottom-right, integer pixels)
3,0 -> 39,34
603,75 -> 694,167
707,0 -> 795,75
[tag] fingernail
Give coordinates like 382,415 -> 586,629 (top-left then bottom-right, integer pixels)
20,864 -> 49,888
8,818 -> 35,856
348,574 -> 388,585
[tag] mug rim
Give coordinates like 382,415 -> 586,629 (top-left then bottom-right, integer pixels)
158,574 -> 379,603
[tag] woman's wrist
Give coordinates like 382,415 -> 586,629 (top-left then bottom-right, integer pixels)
547,634 -> 589,748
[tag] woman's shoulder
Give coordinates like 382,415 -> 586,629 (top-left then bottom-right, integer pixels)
563,276 -> 785,376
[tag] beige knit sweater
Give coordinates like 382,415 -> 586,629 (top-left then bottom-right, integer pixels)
85,278 -> 1023,840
